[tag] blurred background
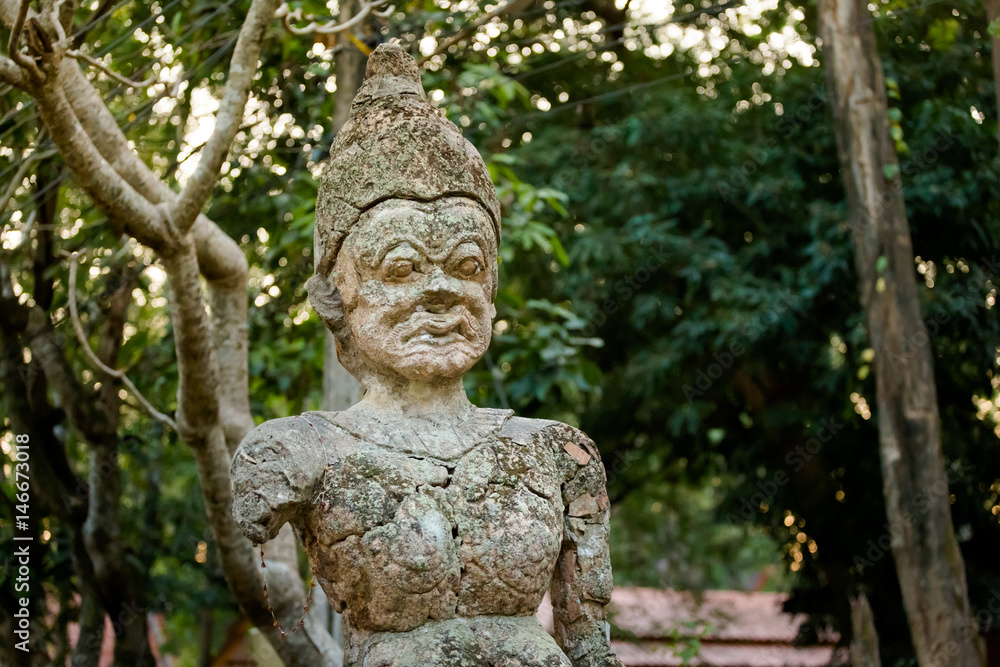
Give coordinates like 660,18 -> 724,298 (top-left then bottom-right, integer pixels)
1,0 -> 998,665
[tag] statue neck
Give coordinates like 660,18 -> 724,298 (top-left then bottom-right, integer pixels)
352,375 -> 474,422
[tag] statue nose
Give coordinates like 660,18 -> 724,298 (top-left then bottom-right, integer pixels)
421,268 -> 462,312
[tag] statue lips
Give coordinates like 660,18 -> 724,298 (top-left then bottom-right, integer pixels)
402,308 -> 475,347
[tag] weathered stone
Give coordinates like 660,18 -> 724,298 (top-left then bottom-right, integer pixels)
564,441 -> 593,466
568,494 -> 599,518
231,43 -> 622,667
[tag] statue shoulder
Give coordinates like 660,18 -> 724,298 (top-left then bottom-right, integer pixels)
501,416 -> 600,460
500,418 -> 608,503
230,413 -> 342,544
233,413 -> 341,472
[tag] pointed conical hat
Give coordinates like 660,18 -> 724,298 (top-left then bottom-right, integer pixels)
314,44 -> 501,274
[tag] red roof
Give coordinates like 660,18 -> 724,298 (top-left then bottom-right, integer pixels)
538,587 -> 841,667
612,641 -> 839,667
608,587 -> 825,643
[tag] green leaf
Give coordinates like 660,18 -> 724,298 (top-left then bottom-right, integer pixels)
550,237 -> 570,267
885,77 -> 901,100
926,18 -> 960,50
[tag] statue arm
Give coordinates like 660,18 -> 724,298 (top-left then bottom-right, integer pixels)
549,427 -> 624,667
230,416 -> 328,544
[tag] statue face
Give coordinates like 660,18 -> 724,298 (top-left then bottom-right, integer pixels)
334,197 -> 497,383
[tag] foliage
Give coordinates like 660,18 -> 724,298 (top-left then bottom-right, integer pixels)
1,0 -> 998,664
451,0 -> 1000,662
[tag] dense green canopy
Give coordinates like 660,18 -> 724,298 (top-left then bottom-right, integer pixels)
1,0 -> 998,663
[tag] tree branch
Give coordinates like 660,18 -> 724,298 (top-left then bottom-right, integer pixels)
419,0 -> 534,63
31,155 -> 56,311
6,0 -> 44,81
59,59 -> 254,448
161,238 -> 339,664
0,261 -> 104,667
57,59 -> 169,203
34,68 -> 170,248
171,0 -> 282,234
70,0 -> 113,49
42,0 -> 69,44
159,240 -> 219,440
66,48 -> 158,88
819,1 -> 985,663
20,168 -> 152,662
275,0 -> 392,36
27,12 -> 338,665
19,267 -> 155,665
67,252 -> 178,430
0,52 -> 30,89
85,258 -> 155,667
0,150 -> 42,215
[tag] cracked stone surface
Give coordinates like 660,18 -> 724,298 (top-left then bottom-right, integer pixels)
231,43 -> 623,667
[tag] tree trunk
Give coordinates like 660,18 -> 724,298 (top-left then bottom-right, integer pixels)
89,264 -> 155,667
818,2 -> 985,666
850,592 -> 882,667
197,608 -> 215,667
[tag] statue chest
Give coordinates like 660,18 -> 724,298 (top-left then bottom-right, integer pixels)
294,435 -> 563,633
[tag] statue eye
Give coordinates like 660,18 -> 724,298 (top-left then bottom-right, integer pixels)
386,260 -> 414,279
457,257 -> 481,278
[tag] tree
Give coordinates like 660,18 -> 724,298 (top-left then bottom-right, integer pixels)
818,0 -> 985,664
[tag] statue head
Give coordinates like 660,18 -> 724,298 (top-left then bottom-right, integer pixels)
306,44 -> 501,388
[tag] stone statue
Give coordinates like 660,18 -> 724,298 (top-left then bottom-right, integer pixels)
231,44 -> 623,667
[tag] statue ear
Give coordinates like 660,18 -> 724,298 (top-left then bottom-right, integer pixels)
306,273 -> 345,331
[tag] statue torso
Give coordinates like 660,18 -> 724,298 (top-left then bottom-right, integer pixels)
292,409 -> 565,634
231,408 -> 610,667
